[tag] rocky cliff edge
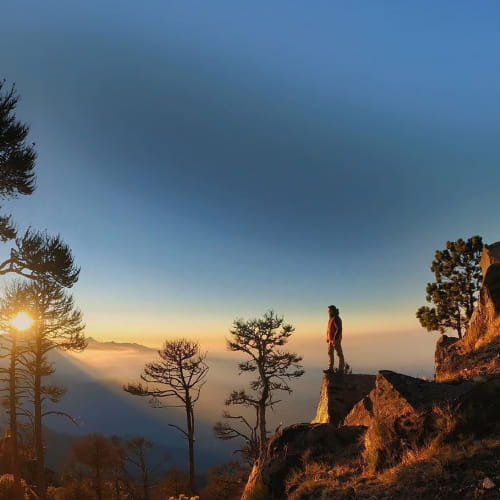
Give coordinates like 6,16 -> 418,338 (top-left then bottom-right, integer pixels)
241,243 -> 500,500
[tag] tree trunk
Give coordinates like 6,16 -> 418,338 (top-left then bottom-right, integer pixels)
141,454 -> 149,500
457,314 -> 462,338
95,469 -> 102,500
95,449 -> 103,500
9,335 -> 23,500
258,400 -> 267,456
186,400 -> 196,493
34,338 -> 47,500
258,370 -> 269,457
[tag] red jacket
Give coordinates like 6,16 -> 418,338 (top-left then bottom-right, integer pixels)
326,316 -> 342,343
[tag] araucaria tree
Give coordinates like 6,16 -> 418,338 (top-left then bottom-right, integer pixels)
416,236 -> 483,338
1,280 -> 86,500
0,79 -> 35,242
215,311 -> 304,461
0,79 -> 83,500
124,339 -> 208,493
0,80 -> 79,287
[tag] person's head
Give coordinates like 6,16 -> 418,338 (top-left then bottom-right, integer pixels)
328,305 -> 339,317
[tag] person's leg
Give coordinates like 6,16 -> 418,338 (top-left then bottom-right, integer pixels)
335,340 -> 345,373
328,342 -> 335,370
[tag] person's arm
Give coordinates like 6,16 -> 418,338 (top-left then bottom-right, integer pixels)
335,317 -> 342,339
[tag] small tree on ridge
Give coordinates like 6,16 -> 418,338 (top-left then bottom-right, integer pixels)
215,311 -> 304,460
416,236 -> 483,338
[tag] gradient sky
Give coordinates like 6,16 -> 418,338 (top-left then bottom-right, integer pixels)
1,2 -> 500,357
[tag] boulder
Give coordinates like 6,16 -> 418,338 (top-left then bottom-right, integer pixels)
311,372 -> 375,426
374,370 -> 474,410
346,370 -> 475,427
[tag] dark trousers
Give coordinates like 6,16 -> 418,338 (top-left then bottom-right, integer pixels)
328,339 -> 345,372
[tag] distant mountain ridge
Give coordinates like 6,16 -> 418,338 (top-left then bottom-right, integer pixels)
85,336 -> 157,352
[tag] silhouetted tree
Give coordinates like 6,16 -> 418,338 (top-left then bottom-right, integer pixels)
0,287 -> 33,499
125,437 -> 153,500
200,461 -> 248,500
124,339 -> 208,494
152,467 -> 190,500
0,79 -> 35,242
416,236 -> 483,338
67,433 -> 123,500
215,311 -> 304,460
0,78 -> 82,499
0,80 -> 79,288
110,435 -> 164,500
0,280 -> 85,500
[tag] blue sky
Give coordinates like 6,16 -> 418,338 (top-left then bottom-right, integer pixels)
1,1 -> 499,354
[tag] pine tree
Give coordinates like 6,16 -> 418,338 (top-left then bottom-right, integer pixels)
215,311 -> 304,461
0,280 -> 85,500
124,339 -> 208,494
416,236 -> 483,338
0,80 -> 79,287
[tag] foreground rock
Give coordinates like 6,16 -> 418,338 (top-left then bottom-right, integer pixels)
346,370 -> 474,426
242,371 -> 500,499
311,373 -> 375,426
241,424 -> 364,500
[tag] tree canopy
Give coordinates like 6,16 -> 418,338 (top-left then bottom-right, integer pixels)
0,80 -> 36,242
416,236 -> 483,338
0,80 -> 79,287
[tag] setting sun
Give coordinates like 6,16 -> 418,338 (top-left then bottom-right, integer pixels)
10,312 -> 33,331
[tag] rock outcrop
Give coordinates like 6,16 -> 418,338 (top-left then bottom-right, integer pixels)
435,242 -> 500,381
311,373 -> 375,426
345,370 -> 474,427
242,371 -> 500,499
241,424 -> 365,500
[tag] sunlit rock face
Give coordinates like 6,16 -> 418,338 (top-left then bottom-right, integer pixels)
435,242 -> 500,382
347,370 -> 474,423
311,373 -> 375,426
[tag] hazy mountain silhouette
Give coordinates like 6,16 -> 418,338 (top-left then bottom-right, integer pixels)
0,339 -> 237,473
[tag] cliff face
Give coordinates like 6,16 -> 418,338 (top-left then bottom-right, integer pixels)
241,244 -> 500,500
311,373 -> 375,426
435,242 -> 500,382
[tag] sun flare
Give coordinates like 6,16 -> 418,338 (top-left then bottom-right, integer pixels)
10,312 -> 33,331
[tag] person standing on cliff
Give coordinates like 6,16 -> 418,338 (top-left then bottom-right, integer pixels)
326,305 -> 345,373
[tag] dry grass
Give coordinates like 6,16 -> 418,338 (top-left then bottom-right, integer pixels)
283,435 -> 500,499
438,336 -> 500,382
285,450 -> 361,500
284,389 -> 500,499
